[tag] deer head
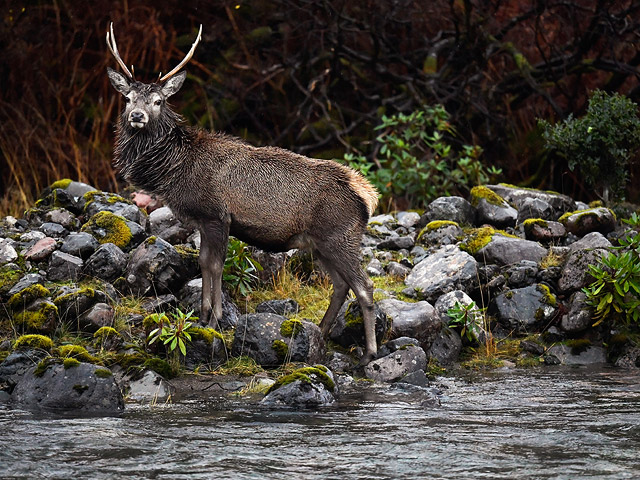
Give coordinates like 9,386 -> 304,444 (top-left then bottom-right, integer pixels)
106,23 -> 202,130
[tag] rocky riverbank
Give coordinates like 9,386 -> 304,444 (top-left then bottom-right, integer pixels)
1,180 -> 639,414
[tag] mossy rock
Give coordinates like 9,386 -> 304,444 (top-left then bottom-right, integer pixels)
94,368 -> 113,378
280,318 -> 303,338
189,326 -> 224,345
558,207 -> 617,236
536,284 -> 557,307
53,287 -> 106,322
0,265 -> 23,297
174,245 -> 200,273
34,357 -> 59,377
81,211 -> 133,250
329,300 -> 390,349
12,300 -> 58,332
565,338 -> 592,355
57,344 -> 98,363
115,351 -> 150,370
142,357 -> 177,379
49,179 -> 73,190
459,226 -> 518,255
470,185 -> 507,207
93,326 -> 120,339
53,287 -> 96,305
267,365 -> 335,394
8,284 -> 51,311
271,339 -> 289,361
416,220 -> 460,243
82,190 -> 131,208
13,334 -> 54,352
63,358 -> 81,369
522,218 -> 548,234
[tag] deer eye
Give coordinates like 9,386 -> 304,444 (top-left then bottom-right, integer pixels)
154,99 -> 162,106
124,96 -> 131,103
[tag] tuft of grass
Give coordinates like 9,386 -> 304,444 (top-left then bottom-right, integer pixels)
539,249 -> 564,269
213,356 -> 264,376
372,275 -> 416,302
246,268 -> 331,324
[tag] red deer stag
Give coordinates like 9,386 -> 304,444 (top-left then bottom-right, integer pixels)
106,24 -> 379,364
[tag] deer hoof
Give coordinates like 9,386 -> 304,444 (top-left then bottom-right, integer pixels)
359,351 -> 376,366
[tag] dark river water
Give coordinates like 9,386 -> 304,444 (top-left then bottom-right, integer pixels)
1,366 -> 639,479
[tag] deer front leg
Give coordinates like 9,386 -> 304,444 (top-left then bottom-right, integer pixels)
198,217 -> 230,329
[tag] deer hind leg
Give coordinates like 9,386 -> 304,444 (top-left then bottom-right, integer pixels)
315,253 -> 350,337
316,245 -> 377,365
198,218 -> 230,330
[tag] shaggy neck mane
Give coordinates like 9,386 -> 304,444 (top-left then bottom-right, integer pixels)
113,108 -> 190,195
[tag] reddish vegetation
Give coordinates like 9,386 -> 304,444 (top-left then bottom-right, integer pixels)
1,1 -> 638,214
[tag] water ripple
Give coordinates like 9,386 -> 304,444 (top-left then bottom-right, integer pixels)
1,366 -> 639,479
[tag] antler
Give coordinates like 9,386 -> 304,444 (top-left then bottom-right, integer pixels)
106,22 -> 134,80
159,24 -> 202,82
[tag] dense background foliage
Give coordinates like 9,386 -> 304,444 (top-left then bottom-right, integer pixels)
1,0 -> 639,215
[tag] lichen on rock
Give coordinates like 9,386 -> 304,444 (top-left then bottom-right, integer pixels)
81,211 -> 132,249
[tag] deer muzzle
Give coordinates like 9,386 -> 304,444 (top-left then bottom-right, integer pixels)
128,110 -> 148,129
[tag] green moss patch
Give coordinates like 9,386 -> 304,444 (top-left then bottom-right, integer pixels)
565,339 -> 592,355
426,220 -> 459,231
63,358 -> 81,369
13,301 -> 58,331
57,344 -> 98,363
558,208 -> 616,225
267,366 -> 335,394
416,220 -> 460,243
73,384 -> 89,393
536,284 -> 557,307
272,339 -> 289,360
14,334 -> 54,352
116,352 -> 149,370
0,266 -> 23,297
8,284 -> 51,310
93,326 -> 120,339
53,287 -> 95,306
470,186 -> 507,207
460,226 -> 518,255
142,358 -> 177,379
94,368 -> 113,378
34,357 -> 58,377
280,318 -> 303,338
50,179 -> 72,190
81,211 -> 132,249
190,326 -> 223,344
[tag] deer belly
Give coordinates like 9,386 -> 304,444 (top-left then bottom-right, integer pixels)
229,219 -> 312,253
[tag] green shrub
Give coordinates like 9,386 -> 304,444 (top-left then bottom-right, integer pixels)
147,308 -> 196,357
539,90 -> 640,203
447,301 -> 484,343
224,238 -> 263,296
343,106 -> 500,210
583,213 -> 640,326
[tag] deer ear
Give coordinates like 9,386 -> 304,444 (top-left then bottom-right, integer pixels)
161,71 -> 187,98
107,67 -> 131,95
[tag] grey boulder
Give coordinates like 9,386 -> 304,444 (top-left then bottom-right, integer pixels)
12,362 -> 124,415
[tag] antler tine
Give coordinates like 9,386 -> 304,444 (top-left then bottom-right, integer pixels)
106,22 -> 134,80
159,24 -> 203,83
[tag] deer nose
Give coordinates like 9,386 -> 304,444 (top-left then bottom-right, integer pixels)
130,111 -> 145,122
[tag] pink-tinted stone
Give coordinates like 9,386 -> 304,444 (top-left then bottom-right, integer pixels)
24,237 -> 57,261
